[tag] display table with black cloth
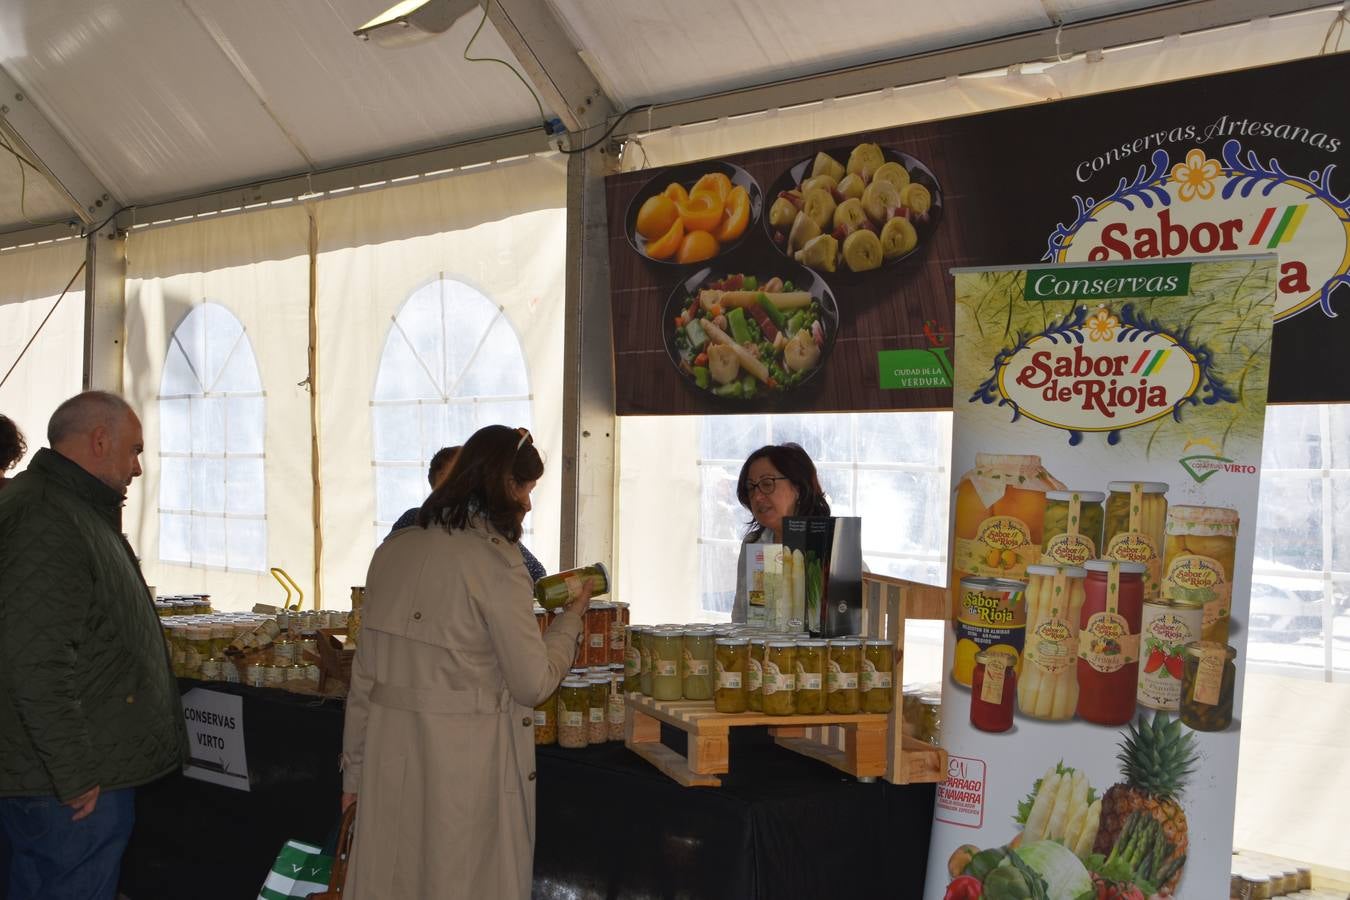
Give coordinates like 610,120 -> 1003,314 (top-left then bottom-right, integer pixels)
111,680 -> 935,900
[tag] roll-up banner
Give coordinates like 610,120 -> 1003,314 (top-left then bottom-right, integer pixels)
605,53 -> 1350,415
925,256 -> 1275,900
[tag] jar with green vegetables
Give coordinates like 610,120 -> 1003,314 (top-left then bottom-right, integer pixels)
747,637 -> 767,712
1041,490 -> 1105,566
827,639 -> 862,714
636,627 -> 654,696
534,691 -> 557,746
714,637 -> 748,713
762,641 -> 796,716
649,629 -> 684,701
861,639 -> 896,713
682,628 -> 716,700
184,625 -> 212,677
793,639 -> 827,714
1180,640 -> 1236,731
557,679 -> 590,748
624,626 -> 642,693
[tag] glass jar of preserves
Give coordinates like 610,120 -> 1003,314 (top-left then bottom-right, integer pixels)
608,602 -> 628,666
534,690 -> 557,746
1180,641 -> 1236,731
1104,481 -> 1168,600
246,663 -> 266,688
586,676 -> 611,744
762,641 -> 796,715
1161,505 -> 1240,643
1019,565 -> 1087,721
166,623 -> 189,676
184,625 -> 212,677
636,627 -> 654,697
793,640 -> 827,714
649,629 -> 684,701
682,628 -> 716,700
533,562 -> 610,610
747,637 -> 768,712
861,639 -> 896,713
272,633 -> 300,668
585,603 -> 615,667
607,668 -> 626,741
209,624 -> 233,661
919,694 -> 943,745
623,626 -> 642,693
199,657 -> 224,682
970,649 -> 1016,733
714,637 -> 749,713
827,639 -> 862,714
1040,490 -> 1105,566
1077,560 -> 1145,726
557,679 -> 589,749
262,664 -> 286,688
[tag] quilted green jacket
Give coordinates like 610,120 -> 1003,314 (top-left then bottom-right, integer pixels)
0,448 -> 187,801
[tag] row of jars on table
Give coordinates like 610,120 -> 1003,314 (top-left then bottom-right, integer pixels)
160,605 -> 351,690
627,625 -> 898,717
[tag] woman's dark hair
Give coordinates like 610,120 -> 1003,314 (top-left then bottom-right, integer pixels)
735,442 -> 830,540
0,415 -> 25,473
417,425 -> 542,542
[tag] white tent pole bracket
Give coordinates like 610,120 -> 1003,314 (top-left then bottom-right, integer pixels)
485,0 -> 615,134
0,64 -> 116,227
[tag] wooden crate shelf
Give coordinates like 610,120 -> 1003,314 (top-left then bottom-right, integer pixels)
625,695 -> 891,787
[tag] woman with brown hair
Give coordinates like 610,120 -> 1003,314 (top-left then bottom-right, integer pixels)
731,442 -> 831,623
0,414 -> 25,489
339,424 -> 587,899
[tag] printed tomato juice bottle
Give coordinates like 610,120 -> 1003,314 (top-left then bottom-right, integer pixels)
1076,560 -> 1144,726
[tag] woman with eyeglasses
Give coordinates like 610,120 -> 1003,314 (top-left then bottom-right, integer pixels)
732,443 -> 831,623
339,424 -> 589,900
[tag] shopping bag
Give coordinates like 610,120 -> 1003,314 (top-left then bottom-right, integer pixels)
257,839 -> 333,900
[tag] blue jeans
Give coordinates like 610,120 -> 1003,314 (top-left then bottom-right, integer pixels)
0,788 -> 135,900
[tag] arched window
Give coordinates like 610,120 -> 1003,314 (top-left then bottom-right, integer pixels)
158,302 -> 267,572
372,277 -> 532,539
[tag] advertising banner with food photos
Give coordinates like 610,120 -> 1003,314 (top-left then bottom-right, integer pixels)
605,52 -> 1350,415
925,256 -> 1275,900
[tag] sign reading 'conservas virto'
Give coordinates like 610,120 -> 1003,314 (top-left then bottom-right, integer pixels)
927,257 -> 1275,900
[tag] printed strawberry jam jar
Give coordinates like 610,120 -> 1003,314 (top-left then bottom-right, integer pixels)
970,649 -> 1016,733
1076,560 -> 1145,726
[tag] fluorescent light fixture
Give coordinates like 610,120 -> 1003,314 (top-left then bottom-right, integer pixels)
354,0 -> 482,48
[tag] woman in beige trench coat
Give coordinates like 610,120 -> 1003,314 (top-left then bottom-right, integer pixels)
340,425 -> 588,899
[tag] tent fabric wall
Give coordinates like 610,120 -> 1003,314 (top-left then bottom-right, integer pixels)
312,157 -> 567,608
123,205 -> 314,610
0,240 -> 86,474
119,156 -> 568,611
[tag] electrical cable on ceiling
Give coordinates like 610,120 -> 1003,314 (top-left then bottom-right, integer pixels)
558,103 -> 653,155
463,0 -> 550,132
1322,4 -> 1348,53
0,132 -> 66,228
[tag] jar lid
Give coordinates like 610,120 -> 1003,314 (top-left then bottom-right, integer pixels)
590,601 -> 616,610
919,695 -> 942,706
975,649 -> 1017,666
684,627 -> 716,635
1183,640 -> 1236,660
586,675 -> 611,683
561,678 -> 590,689
968,577 -> 1030,592
1084,559 -> 1147,574
608,663 -> 625,671
863,639 -> 896,647
766,640 -> 796,648
1107,480 -> 1169,493
1046,490 -> 1106,502
1025,564 -> 1087,579
654,628 -> 686,637
1166,504 -> 1239,534
828,639 -> 862,647
715,637 -> 750,646
794,639 -> 828,647
586,666 -> 610,674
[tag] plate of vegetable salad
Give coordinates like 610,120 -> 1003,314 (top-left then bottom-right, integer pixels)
664,262 -> 839,402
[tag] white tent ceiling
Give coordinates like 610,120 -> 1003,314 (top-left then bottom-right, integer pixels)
0,0 -> 1324,237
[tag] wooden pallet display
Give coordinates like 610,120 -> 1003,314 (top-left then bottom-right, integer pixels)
624,575 -> 948,787
624,695 -> 889,787
788,573 -> 949,785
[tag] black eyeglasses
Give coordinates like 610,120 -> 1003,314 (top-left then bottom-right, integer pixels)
515,427 -> 533,453
744,475 -> 789,496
